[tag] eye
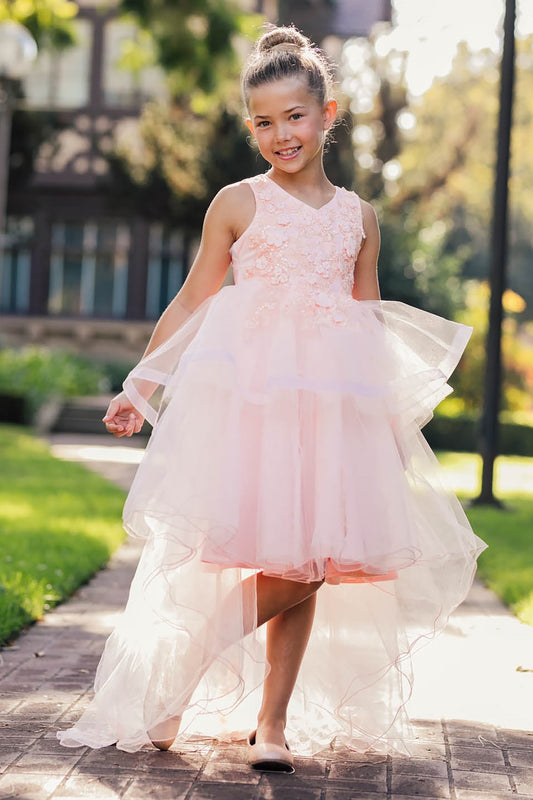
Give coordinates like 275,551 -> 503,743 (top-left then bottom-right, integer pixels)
256,120 -> 270,128
290,113 -> 303,121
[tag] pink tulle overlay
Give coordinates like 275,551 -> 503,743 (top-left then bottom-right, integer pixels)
58,175 -> 486,756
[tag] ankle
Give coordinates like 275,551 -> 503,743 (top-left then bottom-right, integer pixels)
257,712 -> 286,731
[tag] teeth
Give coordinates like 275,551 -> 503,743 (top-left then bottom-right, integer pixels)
278,147 -> 299,155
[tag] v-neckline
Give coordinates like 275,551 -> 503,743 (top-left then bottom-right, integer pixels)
265,174 -> 338,212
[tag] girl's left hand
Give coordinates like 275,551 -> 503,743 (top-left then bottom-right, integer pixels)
102,393 -> 145,438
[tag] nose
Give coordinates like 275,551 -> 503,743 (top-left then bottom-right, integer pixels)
274,122 -> 291,142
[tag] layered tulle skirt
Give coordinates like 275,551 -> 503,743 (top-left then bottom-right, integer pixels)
58,279 -> 486,755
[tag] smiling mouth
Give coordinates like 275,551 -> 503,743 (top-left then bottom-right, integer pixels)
275,146 -> 302,158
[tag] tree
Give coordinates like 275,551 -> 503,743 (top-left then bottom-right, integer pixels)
369,38 -> 533,322
117,0 -> 260,100
99,1 -> 267,231
342,31 -> 466,316
0,0 -> 78,50
341,30 -> 533,418
3,1 -> 80,196
452,281 -> 530,414
106,99 -> 264,230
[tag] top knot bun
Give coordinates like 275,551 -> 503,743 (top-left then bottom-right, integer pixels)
242,24 -> 334,110
257,26 -> 310,54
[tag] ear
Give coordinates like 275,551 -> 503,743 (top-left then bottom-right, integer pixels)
323,99 -> 337,131
245,118 -> 255,136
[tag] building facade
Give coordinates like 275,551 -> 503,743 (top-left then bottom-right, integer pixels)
0,0 -> 391,359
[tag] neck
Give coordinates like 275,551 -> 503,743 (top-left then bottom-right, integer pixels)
268,163 -> 331,194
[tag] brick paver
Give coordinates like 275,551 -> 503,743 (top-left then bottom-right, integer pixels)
1,434 -> 532,799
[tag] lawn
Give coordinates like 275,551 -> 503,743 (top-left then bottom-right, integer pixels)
438,451 -> 533,626
0,424 -> 125,645
0,425 -> 532,646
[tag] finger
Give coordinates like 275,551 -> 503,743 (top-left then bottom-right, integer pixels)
110,422 -> 127,438
104,420 -> 125,433
125,413 -> 136,437
129,412 -> 142,435
102,408 -> 117,423
102,397 -> 122,423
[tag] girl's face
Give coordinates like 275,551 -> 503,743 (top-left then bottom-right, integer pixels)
246,76 -> 336,175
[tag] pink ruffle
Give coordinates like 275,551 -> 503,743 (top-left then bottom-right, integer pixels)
58,283 -> 485,756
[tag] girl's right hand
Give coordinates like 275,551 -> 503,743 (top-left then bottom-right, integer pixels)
102,393 -> 145,438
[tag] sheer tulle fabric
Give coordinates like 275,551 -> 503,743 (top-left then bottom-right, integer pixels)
58,175 -> 486,755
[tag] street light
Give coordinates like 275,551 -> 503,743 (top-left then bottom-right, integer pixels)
473,0 -> 516,506
0,21 -> 37,256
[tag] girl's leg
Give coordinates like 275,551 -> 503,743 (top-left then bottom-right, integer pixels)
150,573 -> 322,749
254,572 -> 323,628
255,591 -> 317,748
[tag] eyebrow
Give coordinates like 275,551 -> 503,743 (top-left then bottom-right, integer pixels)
253,105 -> 306,120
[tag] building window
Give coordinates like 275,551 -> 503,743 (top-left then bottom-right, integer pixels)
49,221 -> 130,317
0,217 -> 33,313
24,20 -> 92,109
103,20 -> 167,108
146,225 -> 187,318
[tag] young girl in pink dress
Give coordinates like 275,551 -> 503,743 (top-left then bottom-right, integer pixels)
58,26 -> 486,772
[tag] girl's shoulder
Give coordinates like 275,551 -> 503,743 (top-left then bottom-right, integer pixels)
209,180 -> 257,243
210,175 -> 268,224
209,179 -> 256,220
214,178 -> 255,206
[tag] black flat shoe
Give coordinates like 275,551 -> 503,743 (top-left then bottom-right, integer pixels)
148,716 -> 181,751
247,730 -> 295,774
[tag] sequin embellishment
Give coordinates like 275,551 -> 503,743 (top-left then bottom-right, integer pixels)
232,174 -> 365,329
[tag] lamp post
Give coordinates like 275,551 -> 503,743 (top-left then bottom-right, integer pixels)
473,0 -> 516,506
0,21 -> 37,257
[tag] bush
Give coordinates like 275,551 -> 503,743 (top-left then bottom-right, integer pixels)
0,347 -> 105,418
95,359 -> 135,394
425,413 -> 533,457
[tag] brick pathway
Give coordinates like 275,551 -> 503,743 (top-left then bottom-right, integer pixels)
0,434 -> 532,799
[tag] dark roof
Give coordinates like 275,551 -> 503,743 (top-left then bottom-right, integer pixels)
279,0 -> 392,43
331,0 -> 392,37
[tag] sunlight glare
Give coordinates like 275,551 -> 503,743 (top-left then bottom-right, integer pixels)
390,0 -> 533,95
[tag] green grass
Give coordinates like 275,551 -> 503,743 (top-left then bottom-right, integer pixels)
437,451 -> 533,626
0,424 -> 125,645
1,428 -> 532,646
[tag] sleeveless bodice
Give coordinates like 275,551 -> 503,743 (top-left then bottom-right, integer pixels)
230,173 -> 365,327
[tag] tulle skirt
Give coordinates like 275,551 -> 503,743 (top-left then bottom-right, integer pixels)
58,279 -> 487,755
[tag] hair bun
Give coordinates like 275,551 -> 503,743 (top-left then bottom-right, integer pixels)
242,24 -> 333,110
257,26 -> 310,54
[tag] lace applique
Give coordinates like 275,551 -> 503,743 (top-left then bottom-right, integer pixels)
233,174 -> 365,329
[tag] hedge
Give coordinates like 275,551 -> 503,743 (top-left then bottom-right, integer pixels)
425,414 -> 533,457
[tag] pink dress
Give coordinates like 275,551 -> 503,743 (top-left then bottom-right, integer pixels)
58,173 -> 486,755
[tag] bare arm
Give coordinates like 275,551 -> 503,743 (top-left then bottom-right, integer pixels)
141,183 -> 249,357
352,200 -> 381,301
104,182 -> 253,436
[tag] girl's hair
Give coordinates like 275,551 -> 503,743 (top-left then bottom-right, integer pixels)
241,25 -> 334,109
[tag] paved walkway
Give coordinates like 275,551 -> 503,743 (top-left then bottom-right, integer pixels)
0,434 -> 532,800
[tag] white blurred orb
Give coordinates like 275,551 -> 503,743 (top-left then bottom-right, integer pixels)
382,159 -> 403,182
352,124 -> 374,146
0,21 -> 38,80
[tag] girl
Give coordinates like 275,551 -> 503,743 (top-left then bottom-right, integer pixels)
58,26 -> 486,771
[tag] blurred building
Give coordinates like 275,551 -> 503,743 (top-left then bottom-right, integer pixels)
1,0 -> 391,359
277,1 -> 392,42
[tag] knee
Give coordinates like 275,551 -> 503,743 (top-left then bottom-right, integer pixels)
298,578 -> 324,603
256,573 -> 323,609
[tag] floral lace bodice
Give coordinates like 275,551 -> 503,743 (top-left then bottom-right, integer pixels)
231,173 -> 365,327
